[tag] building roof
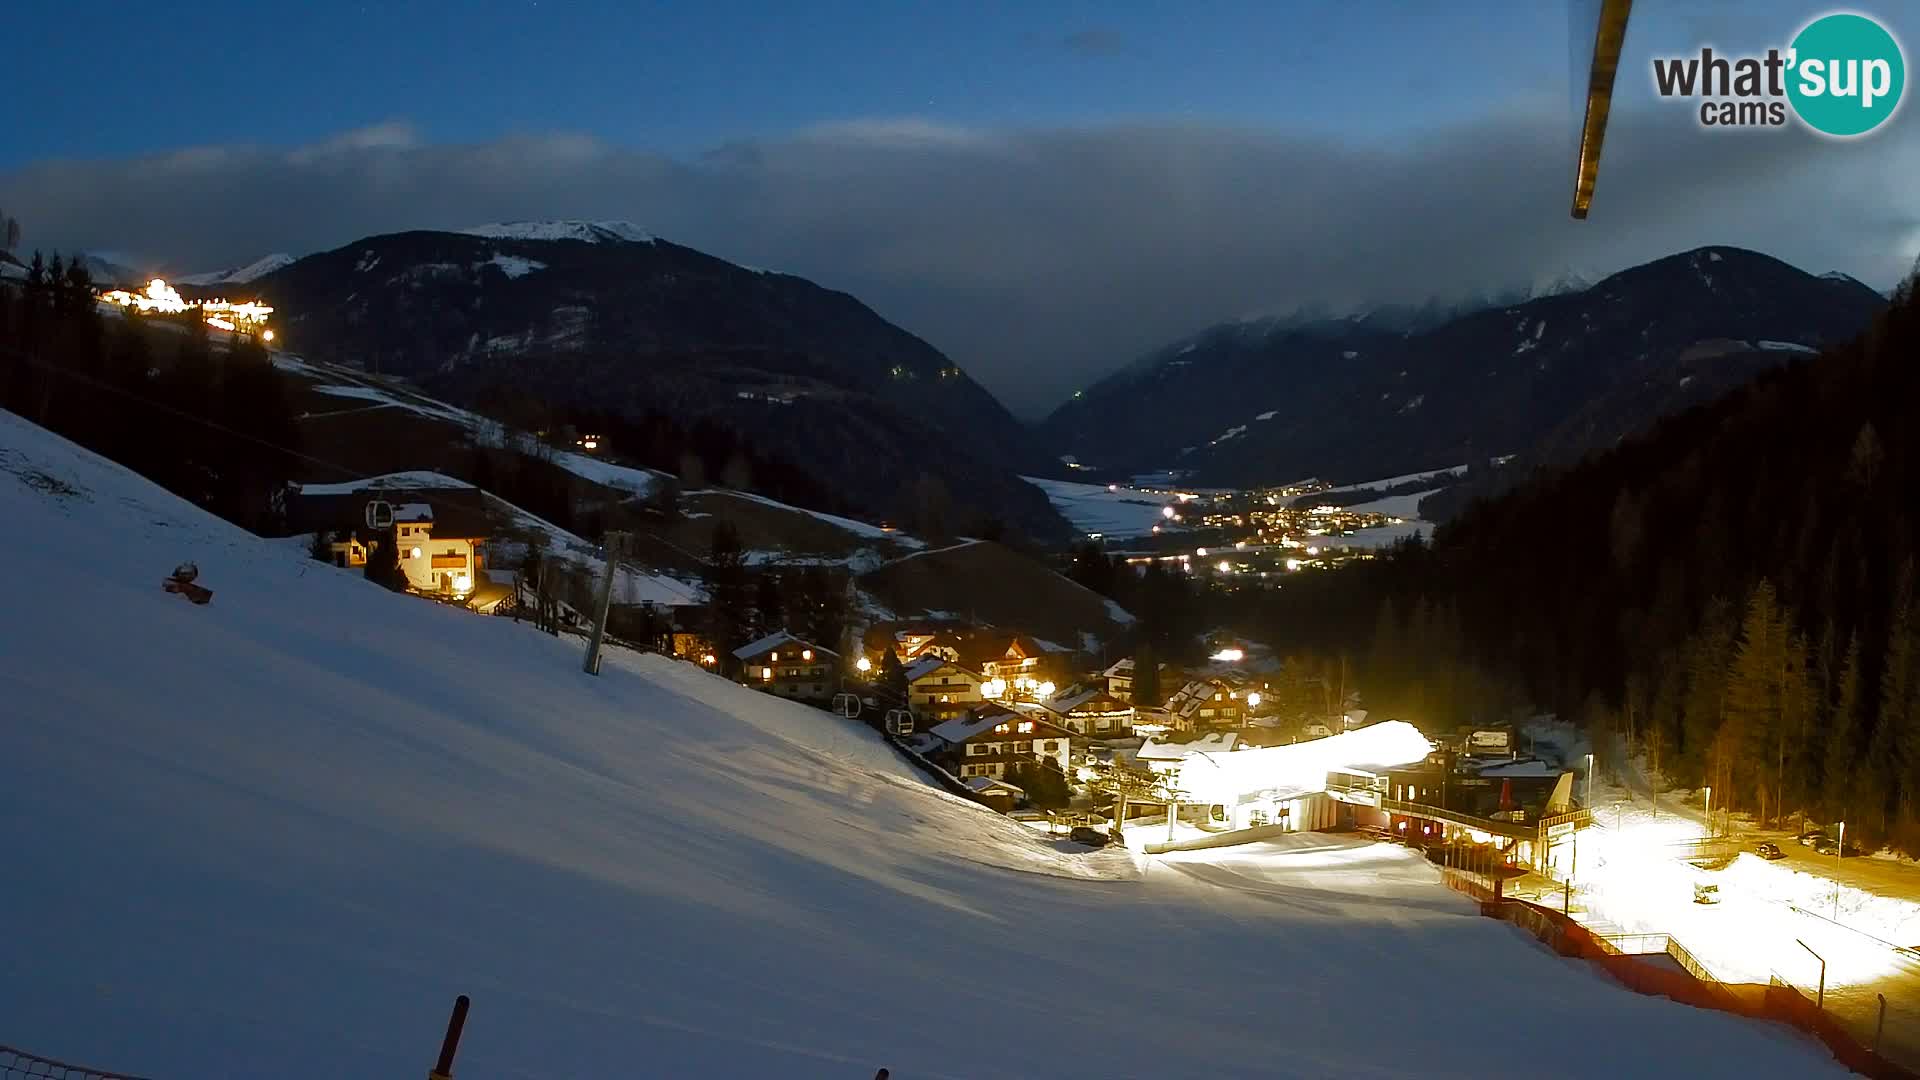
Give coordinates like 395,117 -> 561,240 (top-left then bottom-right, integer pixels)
930,707 -> 1073,746
1138,732 -> 1239,762
1475,760 -> 1566,779
964,776 -> 1025,796
905,655 -> 976,683
731,629 -> 838,662
1052,686 -> 1129,715
392,503 -> 434,524
1102,658 -> 1134,678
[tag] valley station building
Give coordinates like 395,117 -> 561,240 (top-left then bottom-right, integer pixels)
1162,722 -> 1591,873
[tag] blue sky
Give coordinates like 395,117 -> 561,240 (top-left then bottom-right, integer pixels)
6,2 -> 1581,167
5,2 -> 1916,415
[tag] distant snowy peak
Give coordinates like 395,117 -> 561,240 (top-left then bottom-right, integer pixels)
178,253 -> 296,287
459,220 -> 654,244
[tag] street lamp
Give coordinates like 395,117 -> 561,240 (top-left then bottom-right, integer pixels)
856,655 -> 872,674
1585,752 -> 1594,808
1704,786 -> 1712,838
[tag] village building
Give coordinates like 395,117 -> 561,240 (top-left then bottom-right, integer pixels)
977,635 -> 1076,699
1164,678 -> 1248,730
1047,685 -> 1136,738
325,502 -> 487,601
905,656 -> 988,722
1100,658 -> 1134,700
733,630 -> 839,705
929,705 -> 1076,782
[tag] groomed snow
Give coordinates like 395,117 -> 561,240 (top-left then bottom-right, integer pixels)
692,489 -> 922,546
483,253 -> 546,279
0,411 -> 1849,1079
1341,487 -> 1437,519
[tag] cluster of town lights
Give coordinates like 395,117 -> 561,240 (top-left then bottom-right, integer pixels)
98,279 -> 275,340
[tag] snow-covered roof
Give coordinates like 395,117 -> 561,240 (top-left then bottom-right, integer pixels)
392,503 -> 433,523
905,656 -> 972,682
459,220 -> 654,244
1053,687 -> 1126,715
965,776 -> 1024,796
1138,733 -> 1238,762
1102,658 -> 1134,678
1177,721 -> 1434,806
731,629 -> 836,662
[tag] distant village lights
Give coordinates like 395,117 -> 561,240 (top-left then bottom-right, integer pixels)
97,278 -> 276,339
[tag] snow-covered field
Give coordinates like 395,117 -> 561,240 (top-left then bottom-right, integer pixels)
0,411 -> 1848,1078
1021,475 -> 1182,539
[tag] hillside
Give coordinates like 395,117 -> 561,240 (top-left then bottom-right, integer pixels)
857,539 -> 1135,647
0,408 -> 1848,1078
251,225 -> 1069,541
1261,279 -> 1920,849
1042,247 -> 1886,488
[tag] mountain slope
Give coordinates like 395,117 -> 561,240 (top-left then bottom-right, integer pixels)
1044,247 -> 1886,486
253,227 -> 1067,540
0,408 -> 1844,1078
177,252 -> 296,286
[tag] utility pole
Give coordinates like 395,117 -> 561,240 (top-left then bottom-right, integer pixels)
583,530 -> 630,676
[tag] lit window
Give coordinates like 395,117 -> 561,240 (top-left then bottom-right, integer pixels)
1017,722 -> 1034,733
771,652 -> 779,662
761,667 -> 773,681
802,649 -> 813,661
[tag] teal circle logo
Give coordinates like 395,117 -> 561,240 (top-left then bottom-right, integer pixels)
1787,13 -> 1905,137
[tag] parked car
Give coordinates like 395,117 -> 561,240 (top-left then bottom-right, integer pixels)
1694,882 -> 1721,905
1798,830 -> 1825,847
1755,842 -> 1786,860
1068,826 -> 1110,848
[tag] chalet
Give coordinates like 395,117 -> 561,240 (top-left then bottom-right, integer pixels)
906,656 -> 987,721
978,635 -> 1075,698
327,502 -> 487,600
1101,658 -> 1135,700
1164,678 -> 1247,730
733,630 -> 839,705
930,705 -> 1075,782
1048,685 -> 1135,738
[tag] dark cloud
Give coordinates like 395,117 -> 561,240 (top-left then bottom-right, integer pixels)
3,113 -> 1914,418
1057,29 -> 1127,57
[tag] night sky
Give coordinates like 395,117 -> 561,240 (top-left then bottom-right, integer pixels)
6,0 -> 1916,416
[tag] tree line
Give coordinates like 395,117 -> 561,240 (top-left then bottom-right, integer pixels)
699,520 -> 853,677
1,251 -> 302,534
1255,275 -> 1920,852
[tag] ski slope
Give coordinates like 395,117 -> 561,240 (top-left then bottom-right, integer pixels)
0,411 -> 1847,1078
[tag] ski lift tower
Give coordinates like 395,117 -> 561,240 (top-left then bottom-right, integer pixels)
1569,0 -> 1635,219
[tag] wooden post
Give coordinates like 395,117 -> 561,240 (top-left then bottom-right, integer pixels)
428,995 -> 470,1080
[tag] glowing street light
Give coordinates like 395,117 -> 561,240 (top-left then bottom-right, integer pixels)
1246,691 -> 1262,710
856,655 -> 872,674
1161,505 -> 1176,520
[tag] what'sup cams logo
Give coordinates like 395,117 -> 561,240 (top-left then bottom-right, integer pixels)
1653,11 -> 1905,136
